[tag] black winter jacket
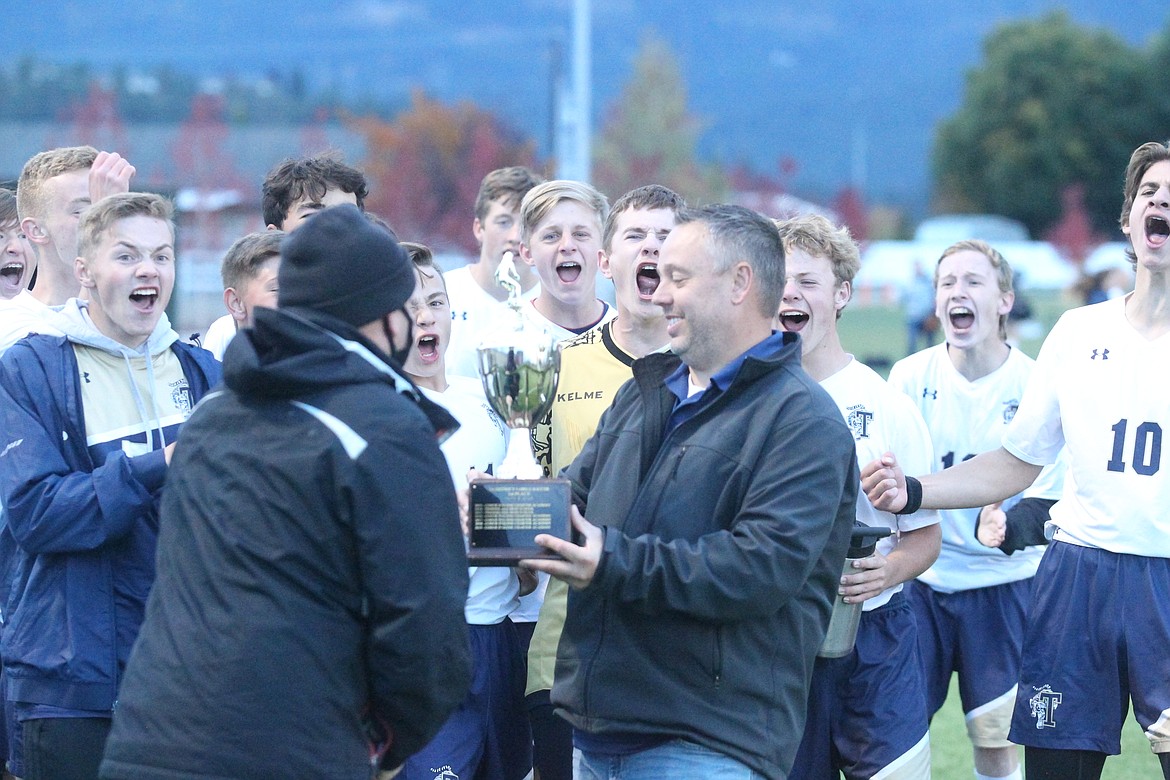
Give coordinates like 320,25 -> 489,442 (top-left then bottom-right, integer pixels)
100,307 -> 471,779
552,334 -> 857,779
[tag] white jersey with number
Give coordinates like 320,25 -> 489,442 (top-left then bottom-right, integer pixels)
821,358 -> 939,610
1004,296 -> 1170,558
444,265 -> 540,381
420,376 -> 519,624
888,344 -> 1046,592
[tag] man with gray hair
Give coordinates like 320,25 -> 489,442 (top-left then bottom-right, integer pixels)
525,204 -> 857,779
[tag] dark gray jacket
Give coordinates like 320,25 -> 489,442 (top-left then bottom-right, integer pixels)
552,334 -> 857,779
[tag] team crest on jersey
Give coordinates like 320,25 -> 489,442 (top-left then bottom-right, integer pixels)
429,767 -> 459,780
1002,399 -> 1019,424
845,404 -> 874,439
1028,684 -> 1063,729
170,379 -> 193,416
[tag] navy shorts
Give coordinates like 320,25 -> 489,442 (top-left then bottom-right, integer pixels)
1009,542 -> 1170,755
907,577 -> 1031,748
399,621 -> 532,780
790,593 -> 931,780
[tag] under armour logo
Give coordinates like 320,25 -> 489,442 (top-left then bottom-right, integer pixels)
922,388 -> 937,400
1028,684 -> 1063,729
82,371 -> 91,384
1090,348 -> 1110,360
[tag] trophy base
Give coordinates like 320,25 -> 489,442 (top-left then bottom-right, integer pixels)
468,478 -> 572,566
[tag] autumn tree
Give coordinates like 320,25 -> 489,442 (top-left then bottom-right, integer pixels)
593,34 -> 726,205
1045,184 -> 1105,263
350,92 -> 540,253
171,93 -> 246,249
932,12 -> 1163,237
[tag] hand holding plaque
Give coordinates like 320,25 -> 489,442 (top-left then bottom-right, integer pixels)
468,252 -> 572,565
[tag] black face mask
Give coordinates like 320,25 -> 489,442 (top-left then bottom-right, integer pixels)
382,306 -> 414,367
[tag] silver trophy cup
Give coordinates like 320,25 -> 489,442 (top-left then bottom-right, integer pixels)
467,252 -> 570,564
476,251 -> 561,479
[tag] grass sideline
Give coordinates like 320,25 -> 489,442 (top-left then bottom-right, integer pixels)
931,678 -> 1159,777
841,294 -> 1160,776
838,289 -> 1083,377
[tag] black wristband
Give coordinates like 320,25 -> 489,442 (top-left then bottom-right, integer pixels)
896,476 -> 923,515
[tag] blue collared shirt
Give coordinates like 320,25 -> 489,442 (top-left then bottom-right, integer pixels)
664,331 -> 789,436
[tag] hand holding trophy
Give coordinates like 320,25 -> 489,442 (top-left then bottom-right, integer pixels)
468,252 -> 572,564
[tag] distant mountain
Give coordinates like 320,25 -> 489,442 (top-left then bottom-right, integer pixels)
15,0 -> 1169,213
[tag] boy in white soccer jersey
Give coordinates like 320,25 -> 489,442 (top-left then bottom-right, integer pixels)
201,231 -> 283,360
884,239 -> 1061,780
518,180 -> 616,342
776,214 -> 940,780
398,243 -> 532,780
444,167 -> 545,379
511,179 -> 617,675
526,184 -> 684,780
0,191 -> 33,302
202,154 -> 368,357
865,140 -> 1170,780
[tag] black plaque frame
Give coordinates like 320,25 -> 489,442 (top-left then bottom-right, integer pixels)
468,478 -> 572,565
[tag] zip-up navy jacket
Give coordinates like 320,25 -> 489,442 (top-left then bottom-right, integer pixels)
0,328 -> 220,712
552,334 -> 857,779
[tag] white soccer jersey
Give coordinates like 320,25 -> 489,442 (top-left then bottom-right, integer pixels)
421,376 -> 519,624
444,265 -> 540,381
1004,297 -> 1170,558
521,298 -> 616,344
888,344 -> 1045,592
0,290 -> 61,354
200,313 -> 236,361
821,358 -> 939,611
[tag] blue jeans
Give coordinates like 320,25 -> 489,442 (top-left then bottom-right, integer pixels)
577,739 -> 766,780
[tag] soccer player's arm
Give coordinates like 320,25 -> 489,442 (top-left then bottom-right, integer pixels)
0,351 -> 166,555
984,329 -> 1070,553
977,451 -> 1065,553
977,498 -> 1055,553
351,412 -> 471,772
870,357 -> 1042,512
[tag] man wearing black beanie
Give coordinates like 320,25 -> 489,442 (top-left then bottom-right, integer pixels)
101,205 -> 473,780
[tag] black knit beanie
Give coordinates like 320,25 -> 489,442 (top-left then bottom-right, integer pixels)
278,204 -> 415,328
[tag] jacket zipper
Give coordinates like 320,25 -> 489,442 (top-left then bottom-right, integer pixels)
713,625 -> 723,686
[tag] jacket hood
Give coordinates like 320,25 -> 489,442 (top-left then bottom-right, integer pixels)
54,298 -> 179,358
224,306 -> 458,439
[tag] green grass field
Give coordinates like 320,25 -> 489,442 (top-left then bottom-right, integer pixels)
842,294 -> 1161,777
930,678 -> 1159,777
838,289 -> 1081,376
